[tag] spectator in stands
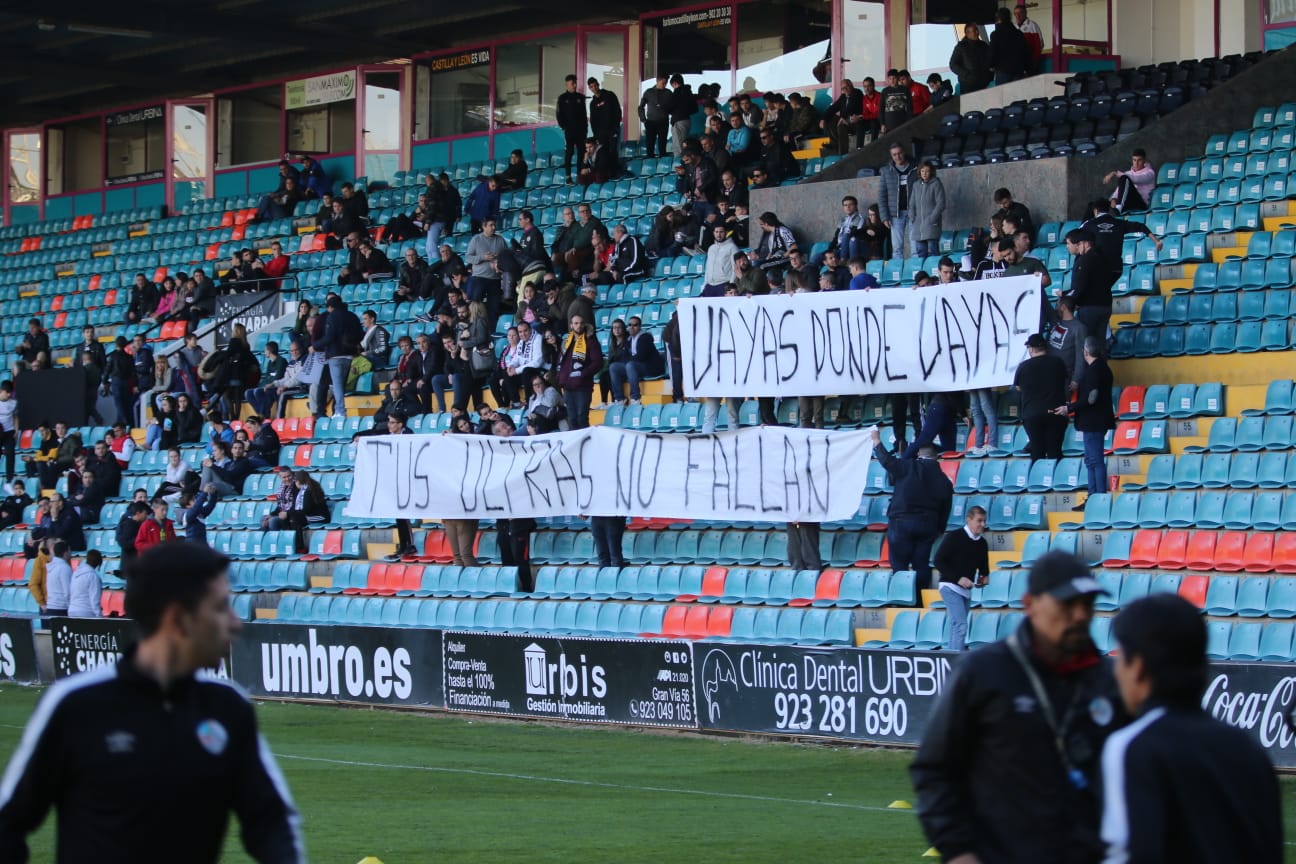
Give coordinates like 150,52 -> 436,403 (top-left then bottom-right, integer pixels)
142,354 -> 173,415
587,512 -> 626,571
992,187 -> 1034,240
339,181 -> 368,221
72,325 -> 107,370
1016,333 -> 1071,463
879,74 -> 913,134
151,278 -> 178,322
20,421 -> 55,483
903,392 -> 962,458
243,415 -> 280,470
426,245 -> 465,301
557,74 -> 589,184
181,269 -> 217,333
409,333 -> 444,413
932,505 -> 990,651
40,540 -> 71,616
68,467 -> 105,525
146,396 -> 178,451
593,319 -> 629,411
115,501 -> 149,563
0,479 -> 30,529
909,162 -> 946,258
0,382 -> 16,487
1072,335 -> 1115,501
638,75 -> 672,159
1083,199 -> 1162,287
456,303 -> 492,411
263,466 -> 297,531
677,147 -> 719,223
25,537 -> 50,611
525,374 -> 563,434
286,471 -> 329,554
990,7 -> 1031,84
99,337 -> 136,429
40,492 -> 86,553
597,224 -> 649,284
135,499 -> 175,552
943,23 -> 990,96
972,237 -> 1015,280
870,426 -> 952,589
465,217 -> 507,328
357,310 -> 390,372
174,393 -> 203,444
253,176 -> 301,223
608,316 -> 664,407
825,196 -> 865,263
926,74 -> 953,107
176,485 -> 218,546
667,74 -> 698,158
878,144 -> 917,260
124,275 -> 159,327
901,70 -> 930,115
1047,296 -> 1088,393
1014,4 -> 1044,72
504,209 -> 545,274
1104,149 -> 1157,213
750,212 -> 798,282
495,149 -> 529,192
855,203 -> 887,261
310,293 -> 364,420
500,321 -> 546,409
752,127 -> 799,183
821,78 -> 865,155
354,238 -> 395,284
782,91 -> 819,149
577,137 -> 617,188
66,549 -> 103,618
323,199 -> 362,246
200,440 -> 253,498
153,447 -> 191,502
820,251 -> 851,291
297,154 -> 329,199
724,112 -> 755,168
586,78 -> 622,165
1064,228 -> 1112,349
556,313 -> 603,429
464,175 -> 500,235
245,340 -> 303,420
314,193 -> 335,228
700,225 -> 739,296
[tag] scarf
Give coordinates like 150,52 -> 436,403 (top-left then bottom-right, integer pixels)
564,331 -> 588,363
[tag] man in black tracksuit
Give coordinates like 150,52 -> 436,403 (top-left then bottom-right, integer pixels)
870,428 -> 952,588
0,543 -> 303,863
557,75 -> 588,183
911,551 -> 1127,864
1080,198 -> 1163,286
1100,594 -> 1283,863
1064,228 -> 1114,349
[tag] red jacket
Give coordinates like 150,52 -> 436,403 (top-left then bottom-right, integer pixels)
909,82 -> 931,115
135,517 -> 176,553
860,91 -> 881,121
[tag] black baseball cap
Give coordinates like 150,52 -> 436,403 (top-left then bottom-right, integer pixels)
1027,551 -> 1108,600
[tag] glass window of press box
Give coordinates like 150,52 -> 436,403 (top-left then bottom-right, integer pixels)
105,107 -> 165,184
494,35 -> 576,127
417,50 -> 493,140
8,133 -> 40,204
45,117 -> 103,194
216,85 -> 283,168
641,7 -> 733,95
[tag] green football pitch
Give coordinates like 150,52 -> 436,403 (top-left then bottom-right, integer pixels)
3,684 -> 1296,863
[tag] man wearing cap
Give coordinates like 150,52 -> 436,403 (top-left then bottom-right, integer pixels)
1100,594 -> 1283,863
1015,333 -> 1071,463
911,550 -> 1127,864
869,428 -> 952,589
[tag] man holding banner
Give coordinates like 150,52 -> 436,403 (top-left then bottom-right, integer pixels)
870,428 -> 951,588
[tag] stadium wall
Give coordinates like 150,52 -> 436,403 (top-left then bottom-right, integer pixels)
6,616 -> 1293,768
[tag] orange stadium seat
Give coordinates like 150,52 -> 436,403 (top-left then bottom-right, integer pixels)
1126,530 -> 1162,568
705,606 -> 734,638
49,295 -> 63,311
293,445 -> 312,467
1178,575 -> 1209,608
682,605 -> 710,639
1209,531 -> 1248,572
652,605 -> 689,639
1242,533 -> 1275,573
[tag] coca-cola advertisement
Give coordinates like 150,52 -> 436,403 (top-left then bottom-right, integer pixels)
1202,663 -> 1296,768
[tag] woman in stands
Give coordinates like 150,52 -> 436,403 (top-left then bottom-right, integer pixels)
155,447 -> 190,502
908,161 -> 946,258
143,356 -> 173,418
151,277 -> 178,322
290,300 -> 314,344
454,302 -> 491,412
174,393 -> 204,445
491,327 -> 524,409
860,204 -> 889,261
587,228 -> 615,284
146,395 -> 179,451
286,471 -> 330,553
513,281 -> 545,330
593,319 -> 629,410
526,373 -> 564,434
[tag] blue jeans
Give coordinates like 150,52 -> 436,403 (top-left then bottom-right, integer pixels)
889,213 -> 910,259
245,386 -> 273,418
1083,430 -> 1108,493
914,239 -> 938,258
427,374 -> 451,413
888,519 -> 937,586
608,361 -> 648,402
969,389 -> 999,450
424,222 -> 445,260
939,584 -> 971,651
590,516 -> 626,568
314,356 -> 352,416
564,389 -> 592,430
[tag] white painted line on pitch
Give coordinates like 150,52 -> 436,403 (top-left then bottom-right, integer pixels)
275,752 -> 911,814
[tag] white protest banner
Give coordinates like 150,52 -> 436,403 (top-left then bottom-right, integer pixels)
680,275 -> 1042,398
345,426 -> 873,522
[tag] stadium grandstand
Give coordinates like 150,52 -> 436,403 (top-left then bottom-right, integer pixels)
0,0 -> 1294,771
